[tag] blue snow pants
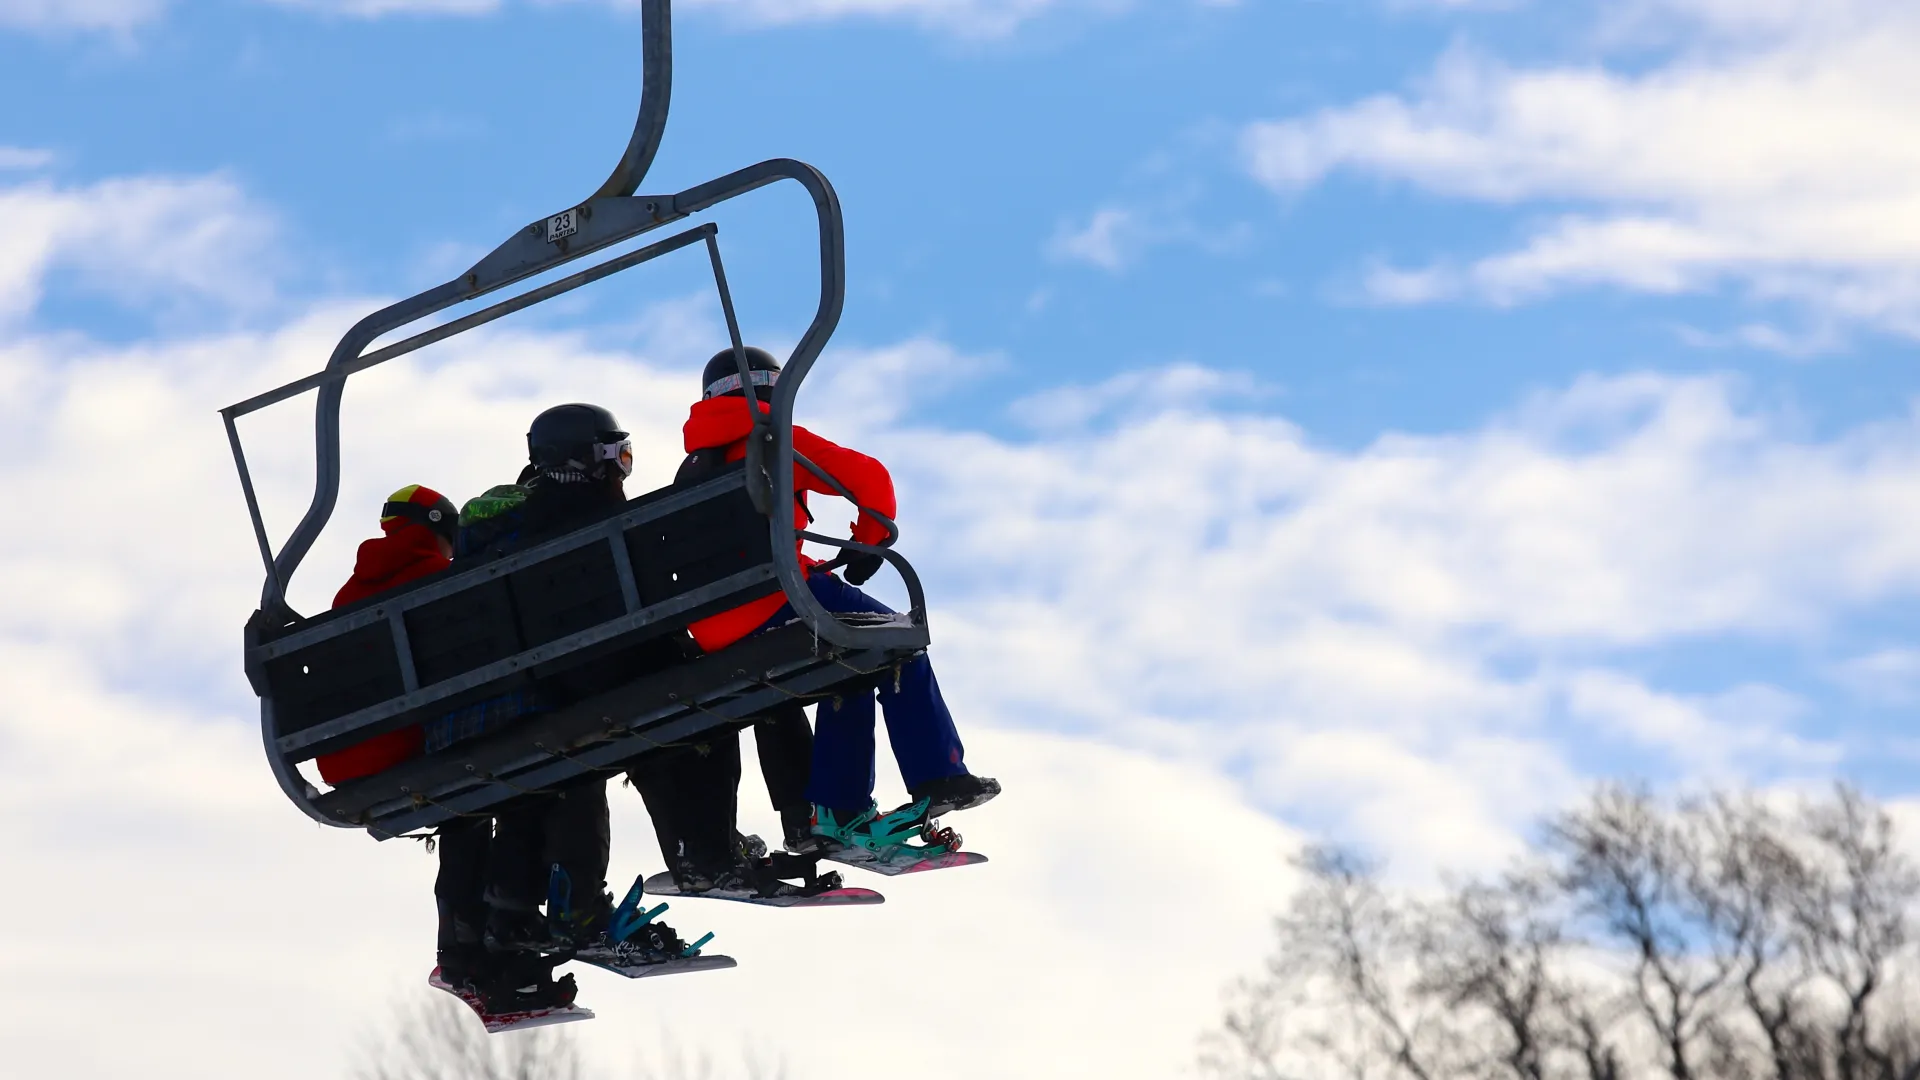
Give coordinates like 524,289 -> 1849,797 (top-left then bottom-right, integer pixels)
753,571 -> 967,814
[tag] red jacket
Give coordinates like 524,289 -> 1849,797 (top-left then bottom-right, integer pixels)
314,522 -> 449,784
682,396 -> 896,652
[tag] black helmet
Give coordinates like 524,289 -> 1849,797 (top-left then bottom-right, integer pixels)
702,346 -> 781,400
527,403 -> 632,482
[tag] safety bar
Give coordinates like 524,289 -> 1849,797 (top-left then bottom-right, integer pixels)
222,157 -> 872,624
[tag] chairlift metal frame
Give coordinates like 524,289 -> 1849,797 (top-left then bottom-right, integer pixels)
220,0 -> 932,837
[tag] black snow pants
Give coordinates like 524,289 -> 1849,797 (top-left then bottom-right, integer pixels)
484,779 -> 612,918
434,817 -> 492,953
630,704 -> 814,869
753,704 -> 815,820
631,735 -> 740,869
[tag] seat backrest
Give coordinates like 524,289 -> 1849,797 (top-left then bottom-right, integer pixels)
632,471 -> 772,606
254,469 -> 779,761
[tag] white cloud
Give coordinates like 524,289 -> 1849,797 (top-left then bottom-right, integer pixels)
0,146 -> 53,170
1047,203 -> 1252,273
0,174 -> 280,326
0,0 -> 163,31
1598,0 -> 1902,42
1048,207 -> 1140,271
907,368 -> 1920,650
1562,671 -> 1834,776
1361,260 -> 1459,304
1831,647 -> 1920,705
1242,9 -> 1920,337
802,336 -> 991,436
1006,362 -> 1251,428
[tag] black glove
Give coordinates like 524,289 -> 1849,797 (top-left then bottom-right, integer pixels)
841,549 -> 885,586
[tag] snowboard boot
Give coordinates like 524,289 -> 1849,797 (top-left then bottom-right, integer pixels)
478,955 -> 577,1015
436,903 -> 494,989
550,893 -> 612,949
435,941 -> 496,992
909,773 -> 1002,818
668,836 -> 846,902
544,865 -> 618,952
780,804 -> 818,855
669,853 -> 730,896
483,905 -> 555,954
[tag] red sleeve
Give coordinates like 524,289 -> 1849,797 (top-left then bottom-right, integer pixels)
791,425 -> 897,546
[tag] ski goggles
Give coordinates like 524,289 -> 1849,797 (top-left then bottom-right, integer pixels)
704,368 -> 778,399
381,497 -> 459,544
593,438 -> 635,478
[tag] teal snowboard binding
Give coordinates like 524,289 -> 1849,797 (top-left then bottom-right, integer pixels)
807,799 -> 987,877
547,866 -> 736,979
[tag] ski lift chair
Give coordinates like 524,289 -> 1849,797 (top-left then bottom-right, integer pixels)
221,0 -> 930,840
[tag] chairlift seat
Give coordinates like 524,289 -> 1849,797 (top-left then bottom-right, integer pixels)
248,468 -> 924,837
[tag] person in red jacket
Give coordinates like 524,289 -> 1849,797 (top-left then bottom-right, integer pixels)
318,487 -> 521,1006
316,484 -> 457,784
682,347 -> 1000,860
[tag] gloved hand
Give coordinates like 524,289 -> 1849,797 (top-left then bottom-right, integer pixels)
840,549 -> 885,586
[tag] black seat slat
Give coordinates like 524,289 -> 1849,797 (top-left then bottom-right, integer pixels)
265,622 -> 404,736
630,484 -> 771,604
510,541 -> 627,646
406,578 -> 521,686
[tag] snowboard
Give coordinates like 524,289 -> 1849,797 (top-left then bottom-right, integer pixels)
641,871 -> 885,908
822,847 -> 990,878
428,967 -> 594,1034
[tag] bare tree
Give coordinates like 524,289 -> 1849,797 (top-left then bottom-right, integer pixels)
1204,784 -> 1920,1080
1202,846 -> 1460,1080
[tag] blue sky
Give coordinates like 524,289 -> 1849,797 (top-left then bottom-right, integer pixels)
15,1 -> 1916,442
6,1 -> 1920,1077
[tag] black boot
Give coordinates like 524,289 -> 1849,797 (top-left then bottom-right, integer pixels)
477,955 -> 577,1015
779,805 -> 818,854
909,773 -> 1001,817
550,891 -> 613,949
668,852 -> 725,895
484,906 -> 554,953
435,941 -> 497,991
